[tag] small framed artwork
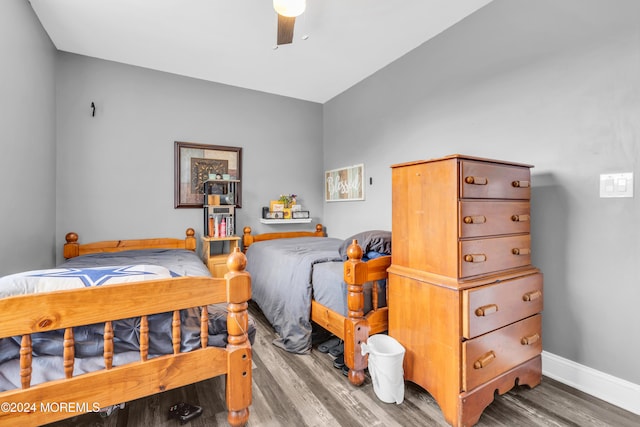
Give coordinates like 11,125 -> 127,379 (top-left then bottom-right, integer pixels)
325,163 -> 365,202
292,211 -> 310,219
266,211 -> 284,219
174,141 -> 242,208
270,200 -> 285,212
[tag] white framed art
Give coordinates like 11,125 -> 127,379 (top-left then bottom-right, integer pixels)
324,163 -> 365,202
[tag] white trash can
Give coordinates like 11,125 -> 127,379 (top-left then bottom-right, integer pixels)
361,334 -> 405,404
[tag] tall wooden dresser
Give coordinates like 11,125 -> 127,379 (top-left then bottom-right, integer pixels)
388,154 -> 543,427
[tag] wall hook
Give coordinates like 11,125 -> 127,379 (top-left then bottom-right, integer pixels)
91,102 -> 95,117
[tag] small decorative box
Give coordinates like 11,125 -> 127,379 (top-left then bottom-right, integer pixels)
292,211 -> 310,219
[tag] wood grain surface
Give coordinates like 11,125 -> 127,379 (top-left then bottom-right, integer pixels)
44,303 -> 640,427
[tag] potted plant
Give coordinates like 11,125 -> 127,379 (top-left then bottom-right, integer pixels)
278,194 -> 297,219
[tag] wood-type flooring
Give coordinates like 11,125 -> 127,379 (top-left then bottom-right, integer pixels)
46,303 -> 640,427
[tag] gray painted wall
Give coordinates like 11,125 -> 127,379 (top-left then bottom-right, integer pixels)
323,0 -> 640,384
0,0 -> 56,275
55,53 -> 323,262
3,0 -> 638,393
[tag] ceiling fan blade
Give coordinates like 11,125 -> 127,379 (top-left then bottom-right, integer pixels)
277,14 -> 296,45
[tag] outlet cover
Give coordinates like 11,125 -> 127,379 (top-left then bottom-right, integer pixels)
600,172 -> 633,198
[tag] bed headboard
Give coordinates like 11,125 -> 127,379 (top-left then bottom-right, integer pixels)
63,228 -> 197,259
242,224 -> 325,252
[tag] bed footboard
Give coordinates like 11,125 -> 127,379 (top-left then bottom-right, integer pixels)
311,240 -> 391,386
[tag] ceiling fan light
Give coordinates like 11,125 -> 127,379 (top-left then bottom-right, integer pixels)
273,0 -> 306,17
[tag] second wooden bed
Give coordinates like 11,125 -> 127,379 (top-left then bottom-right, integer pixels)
243,224 -> 391,386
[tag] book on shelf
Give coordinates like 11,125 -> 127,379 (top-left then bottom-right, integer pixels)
205,214 -> 234,238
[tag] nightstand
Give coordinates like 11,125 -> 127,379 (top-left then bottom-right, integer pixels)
201,236 -> 241,278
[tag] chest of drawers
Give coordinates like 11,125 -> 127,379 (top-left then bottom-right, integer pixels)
388,154 -> 543,427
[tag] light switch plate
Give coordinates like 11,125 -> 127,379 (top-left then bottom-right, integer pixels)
600,172 -> 633,198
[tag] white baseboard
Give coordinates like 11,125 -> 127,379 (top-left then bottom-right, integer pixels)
542,351 -> 640,415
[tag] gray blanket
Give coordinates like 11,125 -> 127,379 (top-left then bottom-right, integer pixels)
245,237 -> 343,354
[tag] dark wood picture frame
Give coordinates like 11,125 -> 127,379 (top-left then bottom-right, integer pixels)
174,141 -> 242,208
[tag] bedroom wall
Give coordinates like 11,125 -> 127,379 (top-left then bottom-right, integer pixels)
0,0 -> 57,275
323,0 -> 640,387
55,53 -> 323,262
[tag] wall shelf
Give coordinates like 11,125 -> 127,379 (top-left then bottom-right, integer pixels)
260,218 -> 313,224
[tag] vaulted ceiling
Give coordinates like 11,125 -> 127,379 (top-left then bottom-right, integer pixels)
30,0 -> 493,103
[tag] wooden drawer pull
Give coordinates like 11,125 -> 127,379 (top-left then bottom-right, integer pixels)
512,180 -> 530,188
521,333 -> 540,345
512,248 -> 531,255
473,351 -> 496,369
463,215 -> 486,224
511,214 -> 530,222
465,176 -> 488,185
475,304 -> 498,317
522,290 -> 542,301
464,254 -> 487,263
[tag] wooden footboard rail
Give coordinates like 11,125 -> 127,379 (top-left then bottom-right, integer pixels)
311,240 -> 392,386
0,249 -> 251,427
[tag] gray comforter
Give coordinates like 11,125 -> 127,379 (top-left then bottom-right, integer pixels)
245,237 -> 343,354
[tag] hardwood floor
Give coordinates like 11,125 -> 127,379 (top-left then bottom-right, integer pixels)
47,304 -> 640,427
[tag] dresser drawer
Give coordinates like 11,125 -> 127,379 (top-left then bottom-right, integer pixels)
462,314 -> 541,391
459,200 -> 531,238
459,234 -> 531,278
462,273 -> 543,339
460,160 -> 531,200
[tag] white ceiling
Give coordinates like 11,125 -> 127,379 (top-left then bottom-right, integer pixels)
30,0 -> 493,103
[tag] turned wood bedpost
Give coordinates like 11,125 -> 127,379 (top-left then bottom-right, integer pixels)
64,232 -> 79,259
343,239 -> 369,386
242,227 -> 254,252
225,247 -> 252,427
184,228 -> 196,251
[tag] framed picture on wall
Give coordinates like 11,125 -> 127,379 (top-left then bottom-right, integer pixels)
174,141 -> 242,208
325,163 -> 365,202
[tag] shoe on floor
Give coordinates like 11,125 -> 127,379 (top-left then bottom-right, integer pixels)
342,364 -> 349,377
311,324 -> 333,345
333,354 -> 345,369
329,342 -> 344,358
318,337 -> 341,353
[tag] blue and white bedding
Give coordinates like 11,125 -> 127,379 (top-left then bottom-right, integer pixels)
0,249 -> 255,392
245,236 -> 388,355
0,264 -> 176,299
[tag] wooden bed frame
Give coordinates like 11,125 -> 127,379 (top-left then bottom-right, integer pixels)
243,224 -> 391,386
0,228 -> 252,427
